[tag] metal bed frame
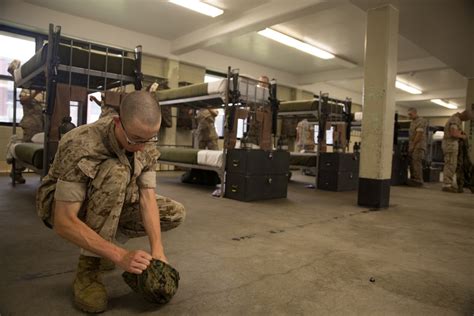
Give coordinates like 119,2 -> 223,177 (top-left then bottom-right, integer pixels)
11,23 -> 143,184
278,93 -> 353,187
156,67 -> 279,197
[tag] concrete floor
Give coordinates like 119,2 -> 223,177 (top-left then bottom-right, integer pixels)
0,171 -> 473,315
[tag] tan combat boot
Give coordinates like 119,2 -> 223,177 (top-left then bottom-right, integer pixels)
442,186 -> 460,193
73,255 -> 108,313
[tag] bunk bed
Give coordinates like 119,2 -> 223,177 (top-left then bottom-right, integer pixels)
9,24 -> 143,184
154,68 -> 281,198
277,93 -> 354,185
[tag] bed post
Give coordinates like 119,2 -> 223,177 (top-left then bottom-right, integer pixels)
344,98 -> 352,153
269,79 -> 279,146
220,66 -> 233,197
134,45 -> 143,91
314,92 -> 324,188
11,82 -> 18,186
43,24 -> 61,177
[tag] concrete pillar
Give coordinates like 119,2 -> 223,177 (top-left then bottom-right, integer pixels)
358,5 -> 399,208
465,79 -> 474,162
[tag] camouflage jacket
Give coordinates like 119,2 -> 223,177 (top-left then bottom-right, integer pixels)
296,120 -> 315,146
36,116 -> 160,222
409,116 -> 427,150
196,109 -> 218,141
443,114 -> 462,147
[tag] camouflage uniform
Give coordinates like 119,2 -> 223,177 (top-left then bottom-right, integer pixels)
456,138 -> 474,192
296,119 -> 315,151
196,109 -> 218,150
19,89 -> 44,142
408,116 -> 427,183
442,113 -> 462,188
36,116 -> 185,256
99,104 -> 119,119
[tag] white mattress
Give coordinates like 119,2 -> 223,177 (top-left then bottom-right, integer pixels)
197,150 -> 224,168
207,78 -> 269,104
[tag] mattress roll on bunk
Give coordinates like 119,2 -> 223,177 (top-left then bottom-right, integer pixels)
353,112 -> 363,122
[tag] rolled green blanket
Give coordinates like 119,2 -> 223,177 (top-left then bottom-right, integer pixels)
156,83 -> 209,101
158,147 -> 200,164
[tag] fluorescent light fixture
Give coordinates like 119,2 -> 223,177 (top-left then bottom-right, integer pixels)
430,99 -> 458,109
257,28 -> 335,60
169,0 -> 223,17
395,80 -> 422,94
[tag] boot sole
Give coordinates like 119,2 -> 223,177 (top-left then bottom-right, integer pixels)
74,298 -> 107,314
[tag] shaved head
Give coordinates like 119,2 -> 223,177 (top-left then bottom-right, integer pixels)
407,107 -> 418,120
120,91 -> 161,128
258,75 -> 270,88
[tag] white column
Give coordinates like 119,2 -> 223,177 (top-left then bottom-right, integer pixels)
358,5 -> 399,208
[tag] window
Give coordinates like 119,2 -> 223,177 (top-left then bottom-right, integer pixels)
314,126 -> 334,145
0,29 -> 39,123
87,92 -> 102,123
214,109 -> 246,139
0,80 -> 22,123
0,31 -> 36,76
214,108 -> 225,137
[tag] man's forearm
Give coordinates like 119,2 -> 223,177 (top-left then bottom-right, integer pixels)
54,201 -> 126,262
451,129 -> 466,139
139,189 -> 164,257
411,132 -> 423,149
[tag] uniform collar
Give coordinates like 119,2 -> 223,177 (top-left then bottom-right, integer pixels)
107,119 -> 132,168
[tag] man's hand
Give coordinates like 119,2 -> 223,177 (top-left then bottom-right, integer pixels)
117,249 -> 152,274
152,249 -> 169,264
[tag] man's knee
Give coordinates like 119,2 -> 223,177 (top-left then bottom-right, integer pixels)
159,197 -> 186,232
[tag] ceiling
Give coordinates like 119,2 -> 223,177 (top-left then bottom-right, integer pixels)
206,32 -> 346,74
328,69 -> 467,96
207,3 -> 430,75
397,98 -> 466,113
17,0 -> 474,115
24,0 -> 269,40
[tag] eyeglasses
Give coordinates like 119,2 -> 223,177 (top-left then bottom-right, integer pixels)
120,120 -> 158,145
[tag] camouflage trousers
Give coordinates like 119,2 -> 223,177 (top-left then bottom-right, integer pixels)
409,148 -> 425,183
78,159 -> 185,257
442,141 -> 458,187
297,144 -> 315,152
456,139 -> 474,191
198,139 -> 218,150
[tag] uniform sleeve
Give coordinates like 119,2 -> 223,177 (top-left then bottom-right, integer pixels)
416,119 -> 427,133
137,147 -> 160,189
53,137 -> 92,202
54,164 -> 89,202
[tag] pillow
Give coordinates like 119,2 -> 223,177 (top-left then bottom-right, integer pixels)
31,132 -> 45,144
